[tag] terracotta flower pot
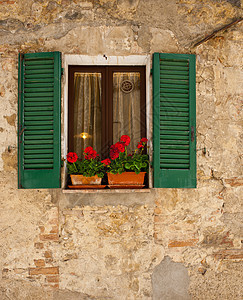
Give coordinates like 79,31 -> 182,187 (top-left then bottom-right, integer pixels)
107,172 -> 146,185
70,174 -> 102,185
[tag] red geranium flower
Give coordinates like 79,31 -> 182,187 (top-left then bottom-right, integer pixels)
120,135 -> 130,146
110,144 -> 118,155
140,138 -> 148,143
114,142 -> 125,153
84,146 -> 98,159
101,158 -> 111,165
110,151 -> 119,160
84,146 -> 93,154
137,142 -> 144,149
66,152 -> 78,163
110,143 -> 124,160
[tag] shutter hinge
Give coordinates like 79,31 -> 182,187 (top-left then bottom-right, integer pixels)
150,68 -> 153,75
19,53 -> 24,62
61,68 -> 64,76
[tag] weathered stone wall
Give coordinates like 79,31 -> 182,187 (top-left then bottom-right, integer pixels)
0,0 -> 242,299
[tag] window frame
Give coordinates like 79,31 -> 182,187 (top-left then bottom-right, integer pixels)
62,55 -> 152,188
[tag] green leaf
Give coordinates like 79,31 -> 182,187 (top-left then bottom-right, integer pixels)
125,163 -> 131,169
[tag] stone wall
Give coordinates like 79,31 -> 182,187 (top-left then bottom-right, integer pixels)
0,0 -> 242,299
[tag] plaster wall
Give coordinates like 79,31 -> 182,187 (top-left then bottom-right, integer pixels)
0,0 -> 242,299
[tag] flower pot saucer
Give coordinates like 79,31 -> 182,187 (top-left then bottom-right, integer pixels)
68,185 -> 106,189
108,184 -> 145,189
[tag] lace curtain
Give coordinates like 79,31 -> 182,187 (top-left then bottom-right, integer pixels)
73,73 -> 102,156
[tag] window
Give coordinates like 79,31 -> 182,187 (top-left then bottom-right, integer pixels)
68,66 -> 146,159
18,52 -> 196,189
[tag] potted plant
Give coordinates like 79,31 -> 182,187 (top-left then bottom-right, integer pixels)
66,147 -> 106,187
102,135 -> 149,187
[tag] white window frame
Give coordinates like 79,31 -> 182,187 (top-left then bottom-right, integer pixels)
62,55 -> 152,188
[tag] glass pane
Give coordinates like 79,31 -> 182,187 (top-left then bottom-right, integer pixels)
113,72 -> 141,152
73,72 -> 102,156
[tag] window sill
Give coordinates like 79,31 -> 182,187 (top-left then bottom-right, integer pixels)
62,188 -> 151,194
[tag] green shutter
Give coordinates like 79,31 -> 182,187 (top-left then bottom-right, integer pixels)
18,52 -> 61,189
153,53 -> 196,188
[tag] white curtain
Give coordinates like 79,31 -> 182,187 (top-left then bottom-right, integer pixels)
113,72 -> 141,152
73,73 -> 102,156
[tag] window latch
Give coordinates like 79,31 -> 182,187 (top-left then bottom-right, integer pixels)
19,127 -> 25,137
191,126 -> 195,142
18,126 -> 25,144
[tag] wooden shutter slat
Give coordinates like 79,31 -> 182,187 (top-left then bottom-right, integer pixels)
25,87 -> 53,92
24,144 -> 53,149
25,83 -> 54,88
160,93 -> 188,98
25,129 -> 53,134
24,106 -> 53,111
161,79 -> 189,85
160,140 -> 189,145
160,144 -> 189,149
160,60 -> 188,65
161,84 -> 189,89
161,88 -> 189,94
160,74 -> 189,80
160,98 -> 189,103
25,79 -> 54,83
160,164 -> 189,169
160,66 -> 189,71
161,154 -> 189,158
161,126 -> 189,131
24,140 -> 53,144
25,92 -> 54,97
25,97 -> 53,102
25,102 -> 53,107
24,164 -> 53,169
25,60 -> 54,66
161,130 -> 189,135
161,149 -> 189,154
25,65 -> 54,70
25,74 -> 54,79
161,102 -> 189,108
25,149 -> 53,154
